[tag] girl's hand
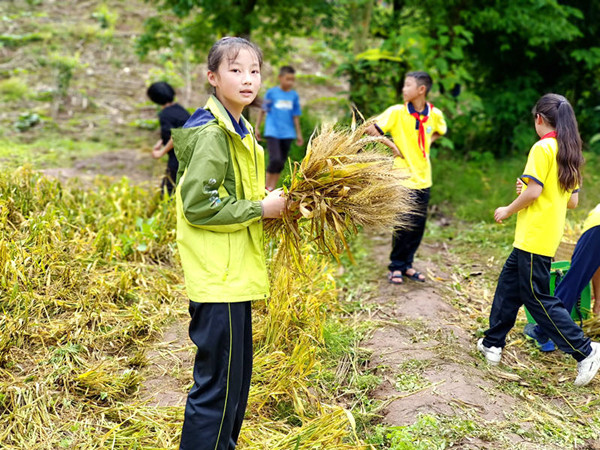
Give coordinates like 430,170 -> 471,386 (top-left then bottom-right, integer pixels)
494,206 -> 512,224
262,189 -> 286,218
296,136 -> 304,147
515,178 -> 523,195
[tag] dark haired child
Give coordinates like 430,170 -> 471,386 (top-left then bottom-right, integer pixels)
171,37 -> 285,449
255,65 -> 303,191
524,202 -> 600,351
366,71 -> 447,285
146,81 -> 190,195
478,93 -> 600,387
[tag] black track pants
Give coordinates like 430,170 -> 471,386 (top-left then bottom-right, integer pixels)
179,301 -> 253,450
483,248 -> 591,362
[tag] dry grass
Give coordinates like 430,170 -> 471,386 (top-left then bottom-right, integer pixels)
0,167 -> 365,449
265,121 -> 414,265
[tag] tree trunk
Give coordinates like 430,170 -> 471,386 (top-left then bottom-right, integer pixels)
352,0 -> 374,55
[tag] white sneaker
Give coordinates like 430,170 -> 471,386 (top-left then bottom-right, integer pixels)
574,342 -> 600,387
477,338 -> 502,365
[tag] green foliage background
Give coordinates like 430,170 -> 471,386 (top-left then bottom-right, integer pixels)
139,0 -> 600,157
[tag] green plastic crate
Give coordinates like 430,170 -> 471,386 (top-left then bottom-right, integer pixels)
525,260 -> 591,323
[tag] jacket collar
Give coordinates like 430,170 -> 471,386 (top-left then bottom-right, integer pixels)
205,95 -> 252,139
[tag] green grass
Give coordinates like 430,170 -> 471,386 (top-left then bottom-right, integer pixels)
0,78 -> 30,101
432,150 -> 600,223
368,414 -> 502,449
0,136 -> 116,168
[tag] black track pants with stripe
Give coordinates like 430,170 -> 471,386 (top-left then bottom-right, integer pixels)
532,226 -> 600,342
180,301 -> 252,450
483,248 -> 592,362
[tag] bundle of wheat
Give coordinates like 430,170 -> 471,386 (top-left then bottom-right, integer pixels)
264,121 -> 414,265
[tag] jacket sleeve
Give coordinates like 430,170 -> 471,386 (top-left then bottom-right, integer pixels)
179,126 -> 263,232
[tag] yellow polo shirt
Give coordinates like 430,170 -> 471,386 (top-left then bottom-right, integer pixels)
582,203 -> 600,234
375,102 -> 447,189
513,136 -> 577,257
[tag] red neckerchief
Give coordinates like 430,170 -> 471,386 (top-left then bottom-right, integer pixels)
541,131 -> 557,139
407,102 -> 433,158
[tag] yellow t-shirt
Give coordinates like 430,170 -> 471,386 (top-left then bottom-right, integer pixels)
582,203 -> 600,234
376,102 -> 447,189
513,137 -> 577,257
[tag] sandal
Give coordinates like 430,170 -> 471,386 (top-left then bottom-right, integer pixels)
387,270 -> 404,285
403,268 -> 426,283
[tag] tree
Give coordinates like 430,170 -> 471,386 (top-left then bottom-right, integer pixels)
138,0 -> 333,59
335,0 -> 600,156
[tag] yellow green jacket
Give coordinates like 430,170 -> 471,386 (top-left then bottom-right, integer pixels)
172,96 -> 269,303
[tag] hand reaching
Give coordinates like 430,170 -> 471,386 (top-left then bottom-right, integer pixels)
261,188 -> 285,218
494,206 -> 512,224
151,147 -> 163,159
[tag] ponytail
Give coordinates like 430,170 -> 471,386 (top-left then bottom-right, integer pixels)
532,94 -> 583,191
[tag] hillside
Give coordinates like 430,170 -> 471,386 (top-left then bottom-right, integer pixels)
0,0 -> 346,180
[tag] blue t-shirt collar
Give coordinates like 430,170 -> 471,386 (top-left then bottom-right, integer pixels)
225,109 -> 249,139
407,102 -> 430,116
407,102 -> 430,130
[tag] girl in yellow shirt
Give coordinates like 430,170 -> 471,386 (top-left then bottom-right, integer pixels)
478,94 -> 600,387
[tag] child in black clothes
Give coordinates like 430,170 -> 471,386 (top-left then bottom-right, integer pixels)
147,82 -> 191,195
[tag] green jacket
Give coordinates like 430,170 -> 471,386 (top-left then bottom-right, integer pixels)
172,96 -> 269,303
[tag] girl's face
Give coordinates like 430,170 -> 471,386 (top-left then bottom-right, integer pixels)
208,48 -> 261,117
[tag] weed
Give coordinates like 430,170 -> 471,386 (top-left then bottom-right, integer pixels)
0,78 -> 29,102
14,112 -> 40,132
368,414 -> 500,449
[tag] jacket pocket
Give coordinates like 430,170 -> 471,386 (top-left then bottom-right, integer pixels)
196,231 -> 231,282
222,233 -> 231,282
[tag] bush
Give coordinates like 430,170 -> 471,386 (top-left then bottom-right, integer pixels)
0,78 -> 29,102
14,112 -> 41,132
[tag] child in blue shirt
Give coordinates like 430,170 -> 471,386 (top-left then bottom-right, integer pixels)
255,66 -> 303,190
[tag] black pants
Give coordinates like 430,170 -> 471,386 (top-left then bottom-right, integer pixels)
161,163 -> 178,196
180,301 -> 253,450
483,248 -> 591,362
388,187 -> 430,272
266,137 -> 293,173
533,226 -> 600,341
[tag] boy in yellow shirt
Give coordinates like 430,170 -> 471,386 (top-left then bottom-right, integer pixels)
366,71 -> 447,284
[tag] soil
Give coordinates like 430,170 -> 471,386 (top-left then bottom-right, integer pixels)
363,233 -> 533,447
40,149 -> 163,187
138,318 -> 194,407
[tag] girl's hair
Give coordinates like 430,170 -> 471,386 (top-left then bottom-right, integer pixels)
207,37 -> 263,73
532,93 -> 583,191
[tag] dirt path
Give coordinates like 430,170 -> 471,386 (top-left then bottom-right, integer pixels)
363,233 -> 533,447
41,149 -> 163,187
138,319 -> 193,407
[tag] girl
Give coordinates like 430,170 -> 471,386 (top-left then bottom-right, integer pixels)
477,93 -> 600,387
172,37 -> 285,449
